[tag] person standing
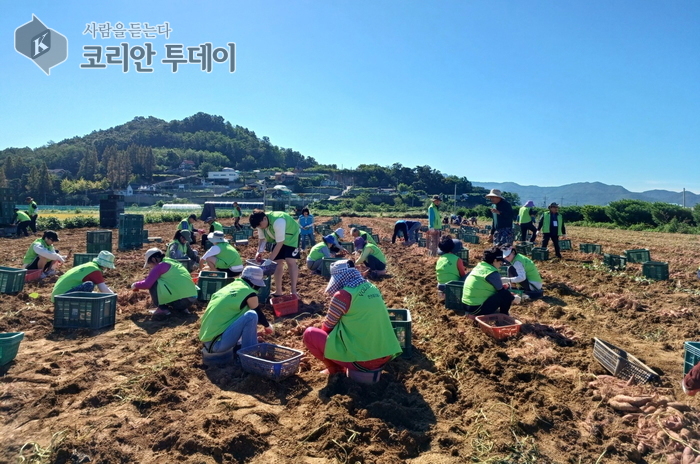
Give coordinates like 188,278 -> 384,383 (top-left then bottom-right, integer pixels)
27,197 -> 38,234
391,220 -> 422,246
427,195 -> 442,256
249,209 -> 301,298
13,208 -> 32,237
232,202 -> 243,230
486,189 -> 514,247
538,202 -> 566,259
517,200 -> 538,243
298,207 -> 316,250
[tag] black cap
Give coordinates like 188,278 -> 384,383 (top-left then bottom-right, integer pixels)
44,230 -> 59,241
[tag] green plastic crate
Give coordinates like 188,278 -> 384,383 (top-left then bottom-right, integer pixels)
74,253 -> 99,266
321,258 -> 343,278
559,239 -> 572,251
625,249 -> 651,264
53,292 -> 117,330
388,309 -> 412,357
515,242 -> 534,256
0,267 -> 26,294
197,272 -> 234,302
457,248 -> 469,265
142,229 -> 149,243
371,233 -> 380,243
684,341 -> 700,375
118,213 -> 144,233
579,243 -> 602,254
463,235 -> 480,244
444,281 -> 466,310
340,242 -> 355,253
223,226 -> 235,236
0,332 -> 24,366
418,238 -> 426,247
642,261 -> 669,281
118,235 -> 144,251
531,247 -> 549,261
175,258 -> 194,272
498,265 -> 510,277
86,230 -> 112,253
603,253 -> 627,270
257,276 -> 272,303
234,231 -> 250,242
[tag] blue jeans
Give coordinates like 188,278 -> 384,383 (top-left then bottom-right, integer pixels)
205,310 -> 258,353
406,223 -> 421,244
65,282 -> 95,294
366,255 -> 386,271
300,233 -> 315,250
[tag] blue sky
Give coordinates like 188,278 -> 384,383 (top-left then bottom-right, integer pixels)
2,1 -> 699,193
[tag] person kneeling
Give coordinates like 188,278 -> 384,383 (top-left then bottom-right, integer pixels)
501,246 -> 544,300
51,251 -> 116,302
199,266 -> 274,354
303,260 -> 402,375
306,235 -> 339,275
354,236 -> 387,279
132,248 -> 198,316
462,247 -> 514,316
22,230 -> 65,278
200,231 -> 244,278
435,236 -> 467,292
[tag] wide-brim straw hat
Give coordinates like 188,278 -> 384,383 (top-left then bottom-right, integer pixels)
485,189 -> 505,199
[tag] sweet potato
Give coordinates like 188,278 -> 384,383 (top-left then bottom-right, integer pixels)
668,454 -> 681,464
668,402 -> 691,412
609,399 -> 641,412
643,405 -> 657,414
612,395 -> 652,407
680,428 -> 695,441
682,447 -> 694,464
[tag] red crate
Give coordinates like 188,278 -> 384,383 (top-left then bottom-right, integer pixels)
24,269 -> 43,283
475,314 -> 522,340
271,295 -> 299,317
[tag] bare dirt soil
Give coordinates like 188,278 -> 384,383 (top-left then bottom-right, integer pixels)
1,219 -> 700,464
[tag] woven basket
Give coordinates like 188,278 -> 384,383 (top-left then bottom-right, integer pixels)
593,338 -> 659,384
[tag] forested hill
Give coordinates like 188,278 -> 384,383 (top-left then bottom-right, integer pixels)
0,112 -> 317,179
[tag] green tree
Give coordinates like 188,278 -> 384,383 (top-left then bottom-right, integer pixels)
650,202 -> 694,227
581,205 -> 611,223
138,146 -> 155,182
107,149 -> 132,189
605,200 -> 655,227
200,162 -> 216,178
77,146 -> 99,180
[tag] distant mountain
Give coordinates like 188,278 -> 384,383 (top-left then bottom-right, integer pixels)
472,181 -> 699,207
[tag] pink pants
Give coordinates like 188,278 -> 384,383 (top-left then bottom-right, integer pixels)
303,327 -> 390,375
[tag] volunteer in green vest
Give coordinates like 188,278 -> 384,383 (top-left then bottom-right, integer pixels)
501,246 -> 543,300
306,235 -> 339,274
350,227 -> 377,246
200,231 -> 244,277
427,195 -> 442,256
167,230 -> 199,270
131,248 -> 198,316
435,236 -> 467,291
232,201 -> 243,230
178,214 -> 198,245
303,260 -> 402,375
51,251 -> 116,302
26,196 -> 38,233
354,236 -> 387,279
199,266 -> 274,354
462,247 -> 514,316
13,208 -> 32,237
207,216 -> 224,233
516,200 -> 537,243
537,202 -> 566,259
23,230 -> 65,277
250,209 -> 301,298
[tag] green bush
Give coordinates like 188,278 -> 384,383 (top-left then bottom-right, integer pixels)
37,216 -> 63,231
560,206 -> 583,222
606,200 -> 655,227
581,205 -> 611,223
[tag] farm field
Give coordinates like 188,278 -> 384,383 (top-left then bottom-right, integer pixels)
1,218 -> 700,464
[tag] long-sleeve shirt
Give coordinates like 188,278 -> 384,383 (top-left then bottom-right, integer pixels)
491,200 -> 514,230
30,242 -> 64,263
391,220 -> 421,243
299,215 -> 314,235
356,246 -> 381,265
502,261 -> 543,290
484,270 -> 504,291
133,262 -> 171,290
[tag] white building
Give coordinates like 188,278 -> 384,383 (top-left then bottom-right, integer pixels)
208,168 -> 240,182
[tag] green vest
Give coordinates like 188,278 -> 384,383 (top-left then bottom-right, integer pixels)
214,242 -> 242,270
324,282 -> 402,362
15,211 -> 30,222
232,207 -> 241,218
28,202 -> 37,215
177,219 -> 193,231
428,203 -> 441,229
168,240 -> 188,258
541,212 -> 563,235
518,206 -> 532,224
360,230 -> 377,246
263,211 -> 300,248
308,242 -> 329,261
212,221 -> 224,232
157,258 -> 197,305
436,253 -> 460,284
462,261 -> 498,306
23,239 -> 54,266
199,279 -> 256,342
52,262 -> 101,302
513,254 -> 542,284
364,243 -> 386,264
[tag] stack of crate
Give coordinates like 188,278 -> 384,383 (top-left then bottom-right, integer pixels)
0,188 -> 15,225
99,194 -> 125,228
118,214 -> 144,251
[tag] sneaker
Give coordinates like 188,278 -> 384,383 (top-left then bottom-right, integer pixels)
152,307 -> 171,316
44,269 -> 57,277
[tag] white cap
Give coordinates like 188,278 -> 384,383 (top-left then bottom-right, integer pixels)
144,248 -> 162,268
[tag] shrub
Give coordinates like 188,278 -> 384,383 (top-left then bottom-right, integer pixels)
37,216 -> 63,231
581,205 -> 611,223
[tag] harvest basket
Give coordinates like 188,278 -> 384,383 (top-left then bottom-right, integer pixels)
444,281 -> 466,311
531,247 -> 549,261
73,253 -> 99,266
603,254 -> 627,270
238,343 -> 303,381
684,341 -> 700,375
271,294 -> 299,317
642,261 -> 669,281
475,314 -> 522,341
625,249 -> 651,264
593,337 -> 659,384
0,267 -> 27,295
515,242 -> 533,256
559,239 -> 572,251
347,368 -> 382,384
388,309 -> 412,357
53,292 -> 117,330
579,243 -> 602,254
0,332 -> 24,366
245,259 -> 278,276
24,269 -> 43,283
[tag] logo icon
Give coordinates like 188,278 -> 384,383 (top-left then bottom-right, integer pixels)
15,15 -> 68,75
